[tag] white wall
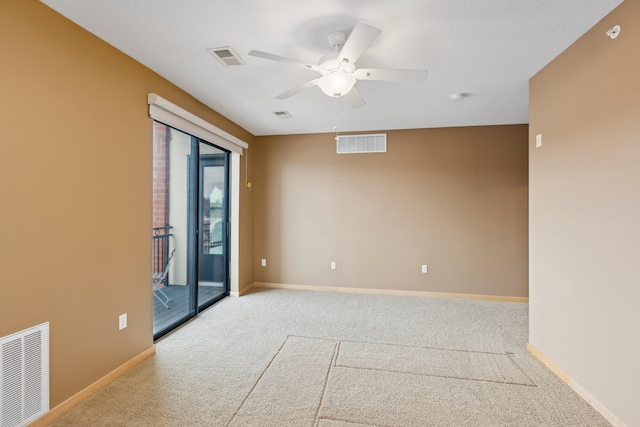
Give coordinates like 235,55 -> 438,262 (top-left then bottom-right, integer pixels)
529,2 -> 640,426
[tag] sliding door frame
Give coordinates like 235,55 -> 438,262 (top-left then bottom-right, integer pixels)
148,93 -> 247,300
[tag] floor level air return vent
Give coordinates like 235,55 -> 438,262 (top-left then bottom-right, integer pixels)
1,323 -> 49,427
336,134 -> 387,154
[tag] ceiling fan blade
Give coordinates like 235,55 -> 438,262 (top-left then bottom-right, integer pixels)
355,68 -> 428,82
275,78 -> 320,99
337,22 -> 381,65
344,86 -> 366,109
248,50 -> 320,72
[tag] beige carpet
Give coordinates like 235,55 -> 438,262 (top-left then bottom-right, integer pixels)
49,288 -> 610,426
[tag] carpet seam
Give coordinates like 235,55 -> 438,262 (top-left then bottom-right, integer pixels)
317,343 -> 394,427
333,363 -> 537,387
334,340 -> 342,367
507,352 -> 538,387
312,341 -> 340,427
225,335 -> 292,426
288,334 -> 509,355
288,334 -> 535,386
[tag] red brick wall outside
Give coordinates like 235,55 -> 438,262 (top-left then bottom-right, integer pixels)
152,122 -> 169,229
152,122 -> 170,279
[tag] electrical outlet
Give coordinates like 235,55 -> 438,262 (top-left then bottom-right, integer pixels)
261,259 -> 267,267
536,133 -> 542,148
331,261 -> 336,270
119,313 -> 127,330
421,265 -> 428,274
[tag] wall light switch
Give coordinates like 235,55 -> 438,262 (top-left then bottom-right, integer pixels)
536,134 -> 542,148
261,259 -> 267,267
331,261 -> 336,270
421,265 -> 428,274
119,313 -> 127,330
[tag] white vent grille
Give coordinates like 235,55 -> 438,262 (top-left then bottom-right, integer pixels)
1,323 -> 49,427
336,134 -> 387,154
207,47 -> 245,66
273,111 -> 292,119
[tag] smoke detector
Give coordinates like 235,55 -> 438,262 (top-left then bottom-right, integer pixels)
606,25 -> 621,40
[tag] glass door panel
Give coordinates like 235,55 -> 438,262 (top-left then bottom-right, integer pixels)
198,142 -> 229,309
152,123 -> 197,338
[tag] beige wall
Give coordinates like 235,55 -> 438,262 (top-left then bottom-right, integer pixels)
0,0 -> 254,407
254,126 -> 528,297
529,1 -> 639,426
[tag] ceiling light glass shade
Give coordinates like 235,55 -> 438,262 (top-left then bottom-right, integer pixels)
317,71 -> 356,98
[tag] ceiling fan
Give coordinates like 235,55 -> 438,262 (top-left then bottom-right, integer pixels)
248,21 -> 428,108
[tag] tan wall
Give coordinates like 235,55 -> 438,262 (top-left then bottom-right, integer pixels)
0,0 -> 254,407
529,1 -> 639,425
254,126 -> 528,297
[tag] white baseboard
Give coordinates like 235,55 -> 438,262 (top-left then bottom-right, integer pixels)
253,282 -> 528,303
569,379 -> 628,427
231,282 -> 256,297
527,343 -> 627,427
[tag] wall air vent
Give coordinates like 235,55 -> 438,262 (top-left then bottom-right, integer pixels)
207,47 -> 245,67
273,111 -> 292,119
0,323 -> 49,427
336,134 -> 387,154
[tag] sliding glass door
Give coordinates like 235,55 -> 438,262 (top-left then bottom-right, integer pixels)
152,122 -> 230,339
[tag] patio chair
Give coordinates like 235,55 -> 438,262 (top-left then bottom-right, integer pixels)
153,249 -> 176,309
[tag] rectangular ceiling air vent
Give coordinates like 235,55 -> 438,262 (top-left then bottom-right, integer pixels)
207,46 -> 245,67
273,111 -> 292,119
336,134 -> 387,154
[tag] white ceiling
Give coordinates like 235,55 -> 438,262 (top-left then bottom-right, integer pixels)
41,0 -> 622,136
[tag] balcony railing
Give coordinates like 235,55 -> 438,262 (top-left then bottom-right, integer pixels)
153,226 -> 172,286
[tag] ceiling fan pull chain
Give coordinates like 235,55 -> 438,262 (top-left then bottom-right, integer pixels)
333,97 -> 340,138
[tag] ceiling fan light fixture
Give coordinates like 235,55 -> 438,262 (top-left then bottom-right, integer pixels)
317,71 -> 356,98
